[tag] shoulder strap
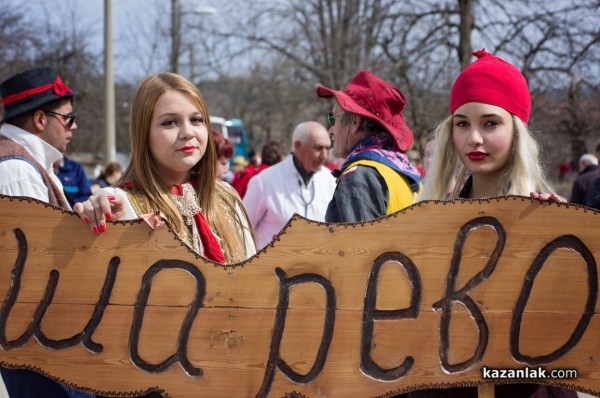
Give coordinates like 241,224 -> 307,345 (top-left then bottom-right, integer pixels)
0,137 -> 69,209
0,155 -> 44,177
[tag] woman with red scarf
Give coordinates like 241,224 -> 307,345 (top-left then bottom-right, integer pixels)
74,73 -> 255,264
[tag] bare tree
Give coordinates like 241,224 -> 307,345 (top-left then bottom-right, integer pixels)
378,0 -> 600,160
32,4 -> 104,155
481,1 -> 600,166
14,0 -> 599,174
214,0 -> 396,88
0,2 -> 108,158
119,0 -> 171,78
0,4 -> 43,78
200,0 -> 599,167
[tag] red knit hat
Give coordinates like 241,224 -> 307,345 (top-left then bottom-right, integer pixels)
449,49 -> 531,123
316,70 -> 414,151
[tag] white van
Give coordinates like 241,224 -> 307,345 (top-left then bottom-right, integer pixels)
210,116 -> 228,139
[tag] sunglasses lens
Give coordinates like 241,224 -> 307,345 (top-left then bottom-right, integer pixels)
44,110 -> 76,127
328,112 -> 335,126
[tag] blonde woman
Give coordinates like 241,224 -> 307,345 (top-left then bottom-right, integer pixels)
421,50 -> 561,203
74,73 -> 255,263
415,50 -> 572,398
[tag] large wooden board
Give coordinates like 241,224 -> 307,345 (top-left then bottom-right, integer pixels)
0,195 -> 598,397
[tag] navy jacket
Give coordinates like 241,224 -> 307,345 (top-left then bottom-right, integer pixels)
56,156 -> 92,204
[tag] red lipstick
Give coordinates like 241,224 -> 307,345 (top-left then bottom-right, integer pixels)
178,146 -> 196,154
467,151 -> 488,161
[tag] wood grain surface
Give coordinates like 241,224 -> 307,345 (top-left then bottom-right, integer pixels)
0,195 -> 598,397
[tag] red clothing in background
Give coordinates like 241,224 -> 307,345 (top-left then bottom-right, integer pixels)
231,164 -> 268,198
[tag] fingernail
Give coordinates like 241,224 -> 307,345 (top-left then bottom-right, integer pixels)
107,195 -> 115,201
100,224 -> 106,233
92,225 -> 99,234
105,212 -> 112,221
84,217 -> 90,224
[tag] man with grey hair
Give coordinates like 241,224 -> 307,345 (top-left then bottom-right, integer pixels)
243,121 -> 336,250
570,152 -> 598,205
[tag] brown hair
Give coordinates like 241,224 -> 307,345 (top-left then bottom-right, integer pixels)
261,140 -> 284,166
122,73 -> 253,262
98,162 -> 122,180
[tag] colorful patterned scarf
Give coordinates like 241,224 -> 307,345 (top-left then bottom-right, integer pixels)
122,181 -> 225,264
333,133 -> 421,189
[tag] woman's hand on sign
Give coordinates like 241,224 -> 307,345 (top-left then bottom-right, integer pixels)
529,192 -> 565,203
73,193 -> 123,234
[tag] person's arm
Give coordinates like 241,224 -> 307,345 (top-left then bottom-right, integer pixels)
325,166 -> 388,223
0,159 -> 49,202
73,187 -> 137,234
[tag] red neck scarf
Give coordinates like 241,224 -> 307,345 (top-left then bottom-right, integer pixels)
122,181 -> 226,263
170,184 -> 225,264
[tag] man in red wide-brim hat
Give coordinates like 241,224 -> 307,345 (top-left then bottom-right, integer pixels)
317,70 -> 421,222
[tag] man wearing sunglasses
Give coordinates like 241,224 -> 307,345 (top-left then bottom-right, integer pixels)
0,66 -> 77,209
317,70 -> 422,223
0,67 -> 95,398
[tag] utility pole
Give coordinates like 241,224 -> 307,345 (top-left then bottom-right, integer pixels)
171,0 -> 181,73
171,0 -> 216,75
104,0 -> 116,162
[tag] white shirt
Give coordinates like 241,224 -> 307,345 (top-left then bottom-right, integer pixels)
0,123 -> 69,207
243,155 -> 336,250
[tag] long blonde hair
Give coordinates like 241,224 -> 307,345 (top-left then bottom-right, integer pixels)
121,72 -> 253,262
420,114 -> 554,200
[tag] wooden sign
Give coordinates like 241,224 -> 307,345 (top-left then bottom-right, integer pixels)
0,194 -> 598,397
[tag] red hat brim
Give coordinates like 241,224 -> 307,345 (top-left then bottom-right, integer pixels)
316,84 -> 413,152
